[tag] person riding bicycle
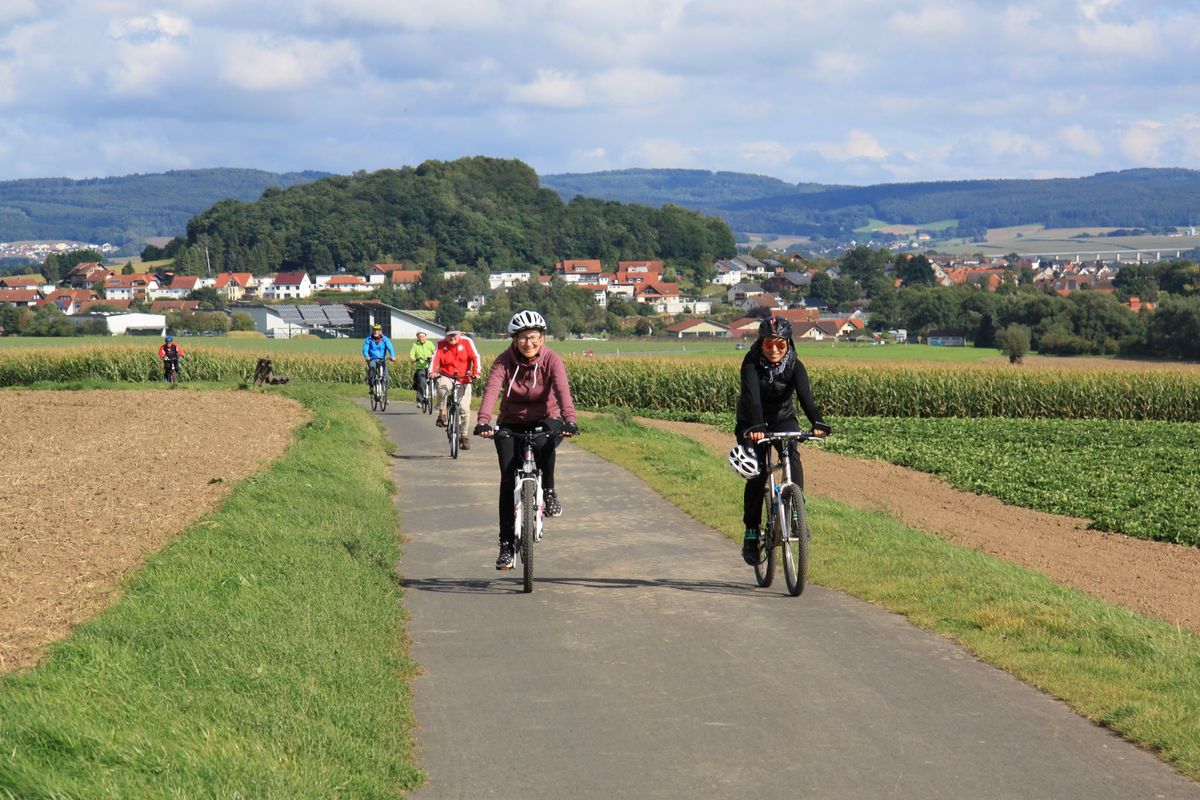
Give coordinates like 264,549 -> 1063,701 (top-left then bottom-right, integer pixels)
734,315 -> 831,566
429,328 -> 481,451
474,310 -> 579,570
408,331 -> 436,409
157,335 -> 183,381
362,323 -> 396,391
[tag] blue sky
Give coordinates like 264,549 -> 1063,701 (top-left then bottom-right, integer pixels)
1,0 -> 1198,185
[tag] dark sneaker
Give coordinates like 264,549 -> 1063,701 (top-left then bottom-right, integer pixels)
436,410 -> 447,427
741,528 -> 760,566
543,488 -> 562,517
460,435 -> 471,450
496,542 -> 515,570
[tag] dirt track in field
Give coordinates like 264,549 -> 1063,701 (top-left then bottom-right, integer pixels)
639,417 -> 1200,636
0,390 -> 307,673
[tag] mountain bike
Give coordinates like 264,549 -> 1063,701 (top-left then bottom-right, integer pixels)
163,357 -> 180,384
493,424 -> 565,593
369,359 -> 389,412
441,374 -> 470,459
753,431 -> 821,596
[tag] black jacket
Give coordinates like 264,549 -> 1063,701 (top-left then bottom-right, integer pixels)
735,346 -> 826,435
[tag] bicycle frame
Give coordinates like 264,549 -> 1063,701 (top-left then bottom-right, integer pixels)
758,431 -> 812,541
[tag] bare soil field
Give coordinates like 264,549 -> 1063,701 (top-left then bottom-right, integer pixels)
0,390 -> 307,672
640,417 -> 1200,635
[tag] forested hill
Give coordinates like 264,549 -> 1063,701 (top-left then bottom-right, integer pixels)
0,168 -> 329,249
179,157 -> 735,280
541,167 -> 1200,237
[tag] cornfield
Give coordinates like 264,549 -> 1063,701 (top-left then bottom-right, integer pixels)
4,347 -> 1200,422
564,357 -> 1200,422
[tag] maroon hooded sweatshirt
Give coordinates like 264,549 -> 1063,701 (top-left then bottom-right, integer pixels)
476,344 -> 577,427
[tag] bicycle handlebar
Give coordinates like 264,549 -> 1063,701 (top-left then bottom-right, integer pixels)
755,431 -> 825,444
490,425 -> 565,441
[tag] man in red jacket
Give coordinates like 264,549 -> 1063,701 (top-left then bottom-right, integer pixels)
429,328 -> 480,450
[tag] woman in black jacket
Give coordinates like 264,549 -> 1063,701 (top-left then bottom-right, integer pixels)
734,316 -> 831,565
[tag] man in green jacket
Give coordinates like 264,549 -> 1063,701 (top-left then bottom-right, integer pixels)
409,331 -> 436,408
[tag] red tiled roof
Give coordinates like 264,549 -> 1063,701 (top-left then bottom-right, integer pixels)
214,272 -> 254,288
556,259 -> 603,274
273,272 -> 308,285
326,275 -> 368,285
0,288 -> 40,302
634,280 -> 681,298
389,270 -> 423,284
150,300 -> 200,312
666,318 -> 728,333
169,276 -> 200,290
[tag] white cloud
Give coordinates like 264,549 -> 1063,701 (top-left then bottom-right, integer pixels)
509,67 -> 682,109
219,35 -> 362,92
810,51 -> 865,82
739,140 -> 793,168
1059,124 -> 1103,157
1119,115 -> 1200,165
108,11 -> 192,41
621,138 -> 700,168
0,0 -> 37,24
817,130 -> 888,161
509,69 -> 587,109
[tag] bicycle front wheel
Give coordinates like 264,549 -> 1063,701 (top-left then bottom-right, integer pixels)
379,379 -> 388,412
521,480 -> 536,593
781,486 -> 810,596
448,409 -> 459,458
753,489 -> 776,588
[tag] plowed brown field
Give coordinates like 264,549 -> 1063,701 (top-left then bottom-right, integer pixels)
0,390 -> 307,672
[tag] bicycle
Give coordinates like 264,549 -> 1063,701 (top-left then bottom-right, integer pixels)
752,431 -> 821,597
415,369 -> 434,415
440,374 -> 470,459
492,424 -> 565,593
368,359 -> 389,412
162,357 -> 181,384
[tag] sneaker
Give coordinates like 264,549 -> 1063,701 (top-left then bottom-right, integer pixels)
496,542 -> 515,570
543,488 -> 562,517
741,528 -> 760,566
436,410 -> 447,427
459,435 -> 471,450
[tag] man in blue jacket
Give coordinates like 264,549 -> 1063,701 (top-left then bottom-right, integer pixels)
362,323 -> 396,389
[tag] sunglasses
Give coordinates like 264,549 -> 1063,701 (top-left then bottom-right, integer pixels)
762,338 -> 789,350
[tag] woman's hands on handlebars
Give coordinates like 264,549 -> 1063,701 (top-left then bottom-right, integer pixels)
474,421 -> 579,440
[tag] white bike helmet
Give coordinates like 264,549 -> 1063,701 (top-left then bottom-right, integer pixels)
728,443 -> 760,479
508,309 -> 547,334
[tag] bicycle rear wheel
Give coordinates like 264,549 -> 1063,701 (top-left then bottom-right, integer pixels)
781,486 -> 810,596
520,480 -> 536,592
753,488 -> 776,587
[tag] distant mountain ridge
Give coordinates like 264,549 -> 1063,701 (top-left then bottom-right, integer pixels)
541,167 -> 1200,238
0,168 -> 330,251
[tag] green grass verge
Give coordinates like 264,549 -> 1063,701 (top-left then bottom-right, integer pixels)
573,412 -> 1200,781
0,385 -> 421,798
635,411 -> 1200,546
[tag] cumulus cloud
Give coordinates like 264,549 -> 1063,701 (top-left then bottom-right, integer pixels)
817,131 -> 889,162
739,140 -> 793,169
1059,124 -> 1104,157
219,35 -> 362,92
621,138 -> 700,168
509,66 -> 682,109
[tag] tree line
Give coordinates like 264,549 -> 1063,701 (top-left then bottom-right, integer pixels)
168,157 -> 735,289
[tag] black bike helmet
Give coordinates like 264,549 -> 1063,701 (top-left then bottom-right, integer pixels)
757,315 -> 792,340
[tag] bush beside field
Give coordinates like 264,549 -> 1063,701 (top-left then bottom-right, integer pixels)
4,348 -> 1200,422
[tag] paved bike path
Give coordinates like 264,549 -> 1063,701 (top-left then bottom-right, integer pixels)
378,404 -> 1199,800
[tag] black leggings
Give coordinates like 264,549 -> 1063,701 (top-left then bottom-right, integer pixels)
737,421 -> 804,530
494,422 -> 560,544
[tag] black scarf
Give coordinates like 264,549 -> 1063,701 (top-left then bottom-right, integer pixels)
755,341 -> 795,383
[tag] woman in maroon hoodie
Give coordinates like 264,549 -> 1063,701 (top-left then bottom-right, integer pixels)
474,310 -> 579,570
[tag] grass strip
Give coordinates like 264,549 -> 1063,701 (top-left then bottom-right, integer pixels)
573,411 -> 1200,781
0,385 -> 421,798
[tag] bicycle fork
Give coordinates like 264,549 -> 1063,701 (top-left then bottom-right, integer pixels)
512,463 -> 544,545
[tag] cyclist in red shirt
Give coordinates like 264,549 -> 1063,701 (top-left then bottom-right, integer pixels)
429,328 -> 481,450
157,335 -> 183,381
